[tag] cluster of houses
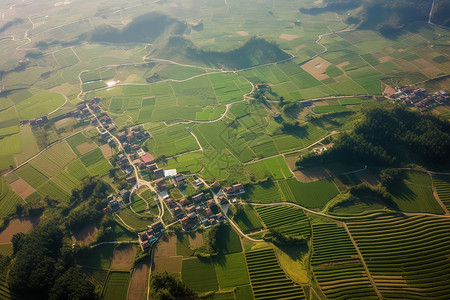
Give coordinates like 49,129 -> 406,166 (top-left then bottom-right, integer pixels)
137,220 -> 164,250
28,115 -> 49,127
102,190 -> 130,213
384,86 -> 449,110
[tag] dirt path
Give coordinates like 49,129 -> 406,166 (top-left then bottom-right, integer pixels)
190,131 -> 203,152
343,223 -> 383,299
244,131 -> 340,165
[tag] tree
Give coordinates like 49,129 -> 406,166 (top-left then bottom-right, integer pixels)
49,267 -> 96,300
150,272 -> 198,300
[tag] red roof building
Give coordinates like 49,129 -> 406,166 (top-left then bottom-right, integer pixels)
141,153 -> 155,165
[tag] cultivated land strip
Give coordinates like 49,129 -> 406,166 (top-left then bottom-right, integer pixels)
342,223 -> 382,299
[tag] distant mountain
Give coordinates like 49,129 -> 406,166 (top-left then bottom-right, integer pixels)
300,0 -> 450,34
86,12 -> 187,43
150,36 -> 291,70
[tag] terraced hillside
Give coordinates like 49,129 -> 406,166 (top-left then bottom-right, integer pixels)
347,215 -> 450,299
245,248 -> 305,300
255,205 -> 311,238
311,223 -> 378,299
432,175 -> 450,211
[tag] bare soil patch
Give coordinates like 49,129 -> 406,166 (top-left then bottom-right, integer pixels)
188,232 -> 204,248
71,224 -> 98,243
302,57 -> 331,81
153,256 -> 183,273
128,262 -> 150,300
280,34 -> 300,41
412,58 -> 442,76
10,178 -> 35,199
294,167 -> 329,183
100,144 -> 113,158
313,100 -> 329,106
236,31 -> 249,37
337,61 -> 349,69
76,142 -> 97,155
383,85 -> 396,97
154,235 -> 177,257
110,244 -> 137,270
0,217 -> 40,243
295,44 -> 306,51
378,56 -> 393,63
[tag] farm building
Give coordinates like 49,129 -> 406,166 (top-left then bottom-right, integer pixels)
224,184 -> 245,196
141,153 -> 155,165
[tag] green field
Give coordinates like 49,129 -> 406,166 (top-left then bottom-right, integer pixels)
278,179 -> 338,208
246,156 -> 292,180
348,215 -> 450,298
182,258 -> 219,293
311,223 -> 378,299
76,244 -> 115,269
255,205 -> 310,238
215,225 -> 242,255
232,205 -> 264,233
15,90 -> 65,120
433,175 -> 450,210
214,253 -> 250,289
245,248 -> 305,300
0,178 -> 22,218
102,271 -> 131,300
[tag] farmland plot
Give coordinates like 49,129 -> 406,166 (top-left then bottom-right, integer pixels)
245,248 -> 305,300
278,179 -> 338,208
347,215 -> 450,299
311,223 -> 378,299
255,205 -> 310,238
102,271 -> 131,300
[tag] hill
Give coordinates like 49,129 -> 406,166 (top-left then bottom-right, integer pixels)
150,36 -> 291,70
297,107 -> 450,168
300,0 -> 450,34
86,12 -> 187,43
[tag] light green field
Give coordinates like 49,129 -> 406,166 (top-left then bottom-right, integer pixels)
0,178 -> 23,219
16,90 -> 65,120
214,253 -> 250,289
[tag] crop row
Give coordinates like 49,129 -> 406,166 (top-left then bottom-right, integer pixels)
0,179 -> 22,219
255,205 -> 310,238
245,248 -> 305,300
433,175 -> 450,210
347,215 -> 450,299
0,279 -> 14,299
311,223 -> 357,265
313,263 -> 378,300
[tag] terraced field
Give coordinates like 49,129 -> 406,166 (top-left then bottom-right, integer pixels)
347,215 -> 450,299
0,279 -> 14,299
432,175 -> 450,210
0,178 -> 22,219
245,248 -> 305,300
311,223 -> 377,299
255,205 -> 310,238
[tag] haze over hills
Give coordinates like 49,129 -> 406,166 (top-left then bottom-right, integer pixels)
301,0 -> 450,34
86,12 -> 187,43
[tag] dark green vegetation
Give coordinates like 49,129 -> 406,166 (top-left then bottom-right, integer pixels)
87,13 -> 186,43
157,36 -> 291,70
6,222 -> 96,299
297,107 -> 450,168
150,272 -> 198,300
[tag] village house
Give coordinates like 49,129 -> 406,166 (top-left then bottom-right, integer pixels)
224,183 -> 245,196
126,176 -> 136,185
119,189 -> 130,200
155,178 -> 168,192
148,163 -> 158,171
100,115 -> 111,124
165,198 -> 177,209
153,168 -> 164,179
192,192 -> 205,203
141,153 -> 155,165
174,174 -> 186,186
180,198 -> 189,206
172,206 -> 184,219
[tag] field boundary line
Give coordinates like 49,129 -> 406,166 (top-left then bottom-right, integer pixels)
3,128 -> 89,176
343,223 -> 383,300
